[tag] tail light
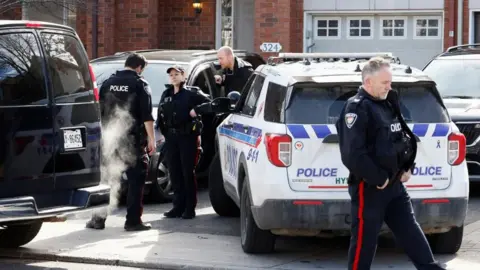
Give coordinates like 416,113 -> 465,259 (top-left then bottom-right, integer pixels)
448,132 -> 466,165
264,133 -> 292,167
88,64 -> 99,102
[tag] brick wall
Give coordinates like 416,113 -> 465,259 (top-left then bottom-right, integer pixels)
254,0 -> 303,59
158,0 -> 216,49
0,6 -> 22,20
444,0 -> 471,50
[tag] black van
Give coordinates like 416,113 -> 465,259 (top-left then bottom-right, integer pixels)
0,20 -> 110,248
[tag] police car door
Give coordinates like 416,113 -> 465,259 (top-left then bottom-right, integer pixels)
217,73 -> 265,191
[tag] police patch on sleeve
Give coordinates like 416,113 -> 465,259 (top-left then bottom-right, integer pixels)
144,84 -> 152,94
345,113 -> 357,128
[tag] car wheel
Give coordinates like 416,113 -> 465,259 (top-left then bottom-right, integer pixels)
428,225 -> 464,254
0,221 -> 43,248
240,177 -> 275,254
149,153 -> 173,203
208,153 -> 239,217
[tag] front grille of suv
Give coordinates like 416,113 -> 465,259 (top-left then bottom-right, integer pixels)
456,123 -> 480,145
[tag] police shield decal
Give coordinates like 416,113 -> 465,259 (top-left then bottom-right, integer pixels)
345,113 -> 357,128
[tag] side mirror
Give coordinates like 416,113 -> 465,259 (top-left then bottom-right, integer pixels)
211,97 -> 232,113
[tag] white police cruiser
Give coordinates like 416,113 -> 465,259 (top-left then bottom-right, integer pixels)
207,52 -> 469,254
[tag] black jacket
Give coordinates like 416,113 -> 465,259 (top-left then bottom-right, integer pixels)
99,69 -> 154,149
156,83 -> 212,135
221,57 -> 254,95
335,87 -> 417,186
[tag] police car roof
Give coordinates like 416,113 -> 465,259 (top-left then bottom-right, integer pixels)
261,53 -> 433,84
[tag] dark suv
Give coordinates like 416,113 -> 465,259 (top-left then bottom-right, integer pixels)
423,44 -> 480,182
90,49 -> 265,202
0,20 -> 110,248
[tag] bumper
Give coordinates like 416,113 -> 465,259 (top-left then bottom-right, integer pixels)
0,184 -> 110,224
251,198 -> 468,233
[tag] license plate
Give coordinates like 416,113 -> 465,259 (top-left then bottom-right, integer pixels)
64,129 -> 83,149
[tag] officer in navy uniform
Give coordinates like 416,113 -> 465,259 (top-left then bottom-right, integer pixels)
156,65 -> 212,219
336,57 -> 446,270
86,53 -> 155,231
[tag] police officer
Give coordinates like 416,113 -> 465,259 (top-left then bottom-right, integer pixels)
336,57 -> 446,270
86,53 -> 155,231
214,46 -> 254,95
156,65 -> 211,219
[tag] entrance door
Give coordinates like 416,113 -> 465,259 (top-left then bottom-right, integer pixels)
474,12 -> 480,43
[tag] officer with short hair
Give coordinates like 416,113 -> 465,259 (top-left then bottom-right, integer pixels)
336,57 -> 446,270
156,65 -> 212,219
86,53 -> 155,231
214,46 -> 254,95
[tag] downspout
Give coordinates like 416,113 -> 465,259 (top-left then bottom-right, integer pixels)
457,0 -> 463,45
92,0 -> 98,59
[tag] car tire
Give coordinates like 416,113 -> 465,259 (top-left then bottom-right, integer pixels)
0,221 -> 43,248
240,177 -> 275,254
208,153 -> 239,217
429,225 -> 464,254
148,151 -> 173,203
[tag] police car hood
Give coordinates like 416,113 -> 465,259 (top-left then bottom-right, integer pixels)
443,98 -> 480,121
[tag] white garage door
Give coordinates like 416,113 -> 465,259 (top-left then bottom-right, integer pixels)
310,14 -> 443,69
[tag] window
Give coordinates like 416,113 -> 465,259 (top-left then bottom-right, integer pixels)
241,75 -> 265,116
285,83 -> 448,124
264,82 -> 287,123
414,17 -> 441,38
381,17 -> 406,38
0,33 -> 47,106
423,59 -> 480,98
315,18 -> 340,38
347,18 -> 373,38
40,33 -> 93,103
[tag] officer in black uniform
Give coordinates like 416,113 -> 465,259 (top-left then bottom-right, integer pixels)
214,46 -> 254,95
86,53 -> 155,231
336,57 -> 446,270
156,65 -> 212,219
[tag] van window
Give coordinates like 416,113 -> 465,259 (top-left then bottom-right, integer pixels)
40,33 -> 93,103
0,32 -> 47,106
285,84 -> 449,124
264,82 -> 287,123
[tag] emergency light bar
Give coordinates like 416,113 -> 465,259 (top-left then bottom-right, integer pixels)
277,52 -> 396,59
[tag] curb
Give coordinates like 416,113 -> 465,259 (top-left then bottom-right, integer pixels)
0,248 -> 255,270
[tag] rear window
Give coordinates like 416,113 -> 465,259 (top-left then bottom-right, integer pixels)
40,32 -> 93,103
285,84 -> 449,124
91,62 -> 189,106
0,32 -> 47,106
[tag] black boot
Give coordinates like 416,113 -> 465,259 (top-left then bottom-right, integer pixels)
86,216 -> 106,230
124,222 -> 152,231
182,210 -> 196,219
163,208 -> 183,218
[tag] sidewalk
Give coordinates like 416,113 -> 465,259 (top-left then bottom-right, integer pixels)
1,208 -> 480,270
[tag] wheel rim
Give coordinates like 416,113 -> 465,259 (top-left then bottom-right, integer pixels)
157,161 -> 172,196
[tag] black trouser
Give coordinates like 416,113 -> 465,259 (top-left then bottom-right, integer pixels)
125,152 -> 149,226
165,133 -> 200,213
347,180 -> 446,270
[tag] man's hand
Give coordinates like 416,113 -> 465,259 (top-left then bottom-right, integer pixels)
377,179 -> 389,190
147,137 -> 155,156
401,170 -> 412,183
214,75 -> 223,84
189,109 -> 197,118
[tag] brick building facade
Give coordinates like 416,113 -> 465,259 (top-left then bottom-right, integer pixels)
0,0 -> 477,66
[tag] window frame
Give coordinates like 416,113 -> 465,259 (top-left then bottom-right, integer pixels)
314,17 -> 341,40
413,16 -> 442,39
346,17 -> 374,39
379,16 -> 408,39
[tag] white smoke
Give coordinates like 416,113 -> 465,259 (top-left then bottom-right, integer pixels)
93,104 -> 136,220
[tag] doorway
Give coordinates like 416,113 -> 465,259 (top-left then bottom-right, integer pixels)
216,0 -> 255,51
474,12 -> 480,43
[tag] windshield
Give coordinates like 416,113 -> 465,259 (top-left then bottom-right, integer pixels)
423,59 -> 480,99
286,84 -> 449,124
91,62 -> 189,106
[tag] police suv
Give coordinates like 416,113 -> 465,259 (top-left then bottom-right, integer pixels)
207,52 -> 469,254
